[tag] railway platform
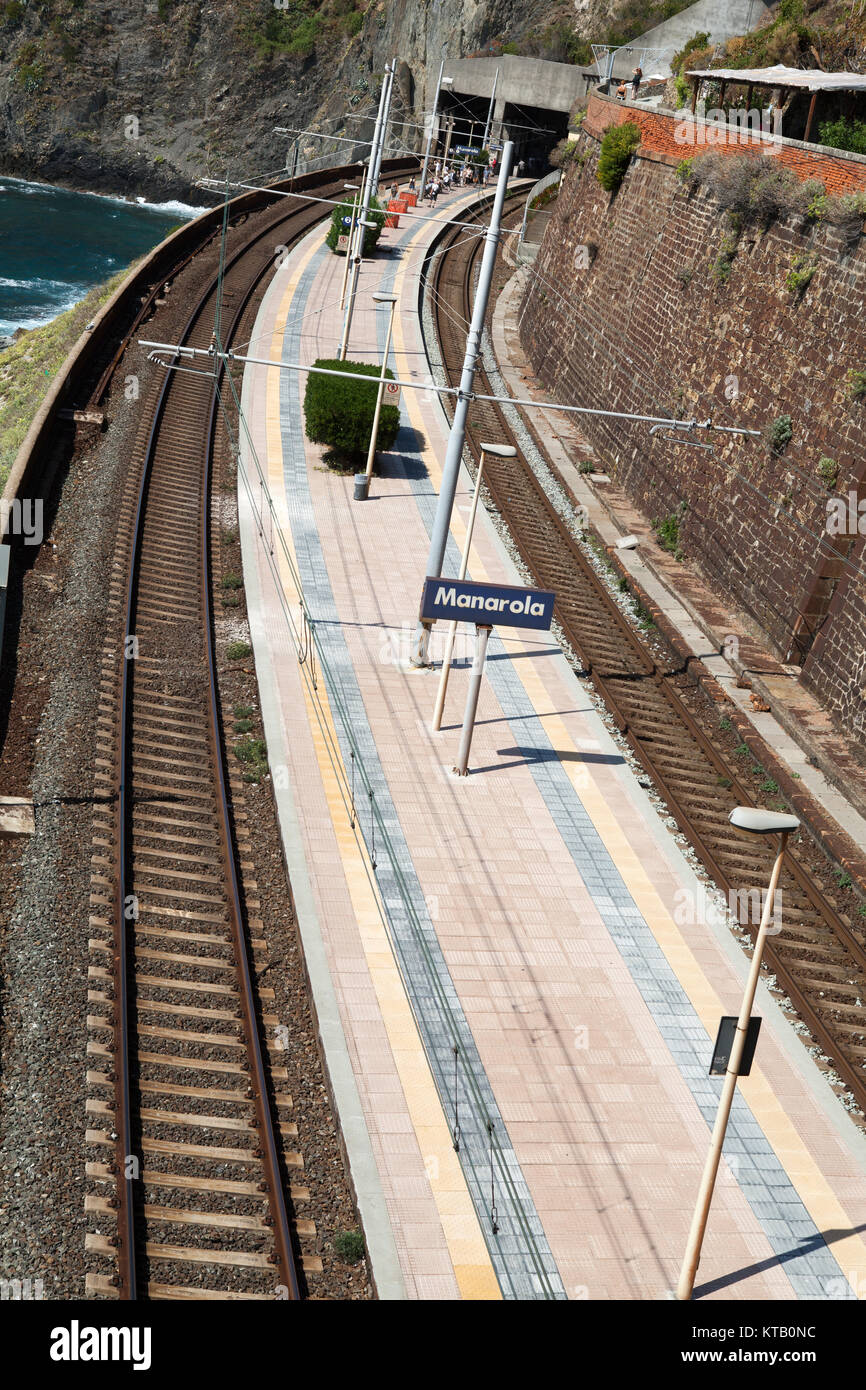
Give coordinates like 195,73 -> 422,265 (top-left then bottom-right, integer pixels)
236,180 -> 866,1300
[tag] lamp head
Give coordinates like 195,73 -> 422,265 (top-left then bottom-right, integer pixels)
479,442 -> 517,458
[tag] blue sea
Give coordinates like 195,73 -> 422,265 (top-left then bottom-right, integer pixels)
0,176 -> 208,336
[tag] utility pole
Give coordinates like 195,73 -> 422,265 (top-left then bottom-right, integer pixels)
482,67 -> 499,151
338,61 -> 393,361
410,140 -> 515,667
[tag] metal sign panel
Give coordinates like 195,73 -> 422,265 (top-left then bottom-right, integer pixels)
341,215 -> 353,226
420,577 -> 555,630
709,1016 -> 761,1077
384,380 -> 401,404
454,145 -> 481,156
337,235 -> 349,251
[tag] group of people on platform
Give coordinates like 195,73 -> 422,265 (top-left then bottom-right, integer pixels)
416,150 -> 530,203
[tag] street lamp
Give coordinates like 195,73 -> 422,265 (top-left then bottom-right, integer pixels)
431,442 -> 516,730
676,805 -> 800,1302
339,183 -> 362,311
355,292 -> 398,502
420,67 -> 453,200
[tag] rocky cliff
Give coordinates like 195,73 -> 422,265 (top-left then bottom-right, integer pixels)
0,0 -> 592,199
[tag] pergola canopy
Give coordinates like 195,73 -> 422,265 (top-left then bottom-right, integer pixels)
686,64 -> 866,93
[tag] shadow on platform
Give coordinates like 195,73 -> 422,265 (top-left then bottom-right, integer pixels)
693,1224 -> 866,1299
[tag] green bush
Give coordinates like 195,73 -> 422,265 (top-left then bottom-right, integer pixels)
818,456 -> 839,489
786,254 -> 816,295
343,8 -> 363,36
325,194 -> 385,257
846,368 -> 866,401
303,359 -> 400,466
765,415 -> 793,454
818,116 -> 866,156
596,122 -> 641,193
226,641 -> 252,661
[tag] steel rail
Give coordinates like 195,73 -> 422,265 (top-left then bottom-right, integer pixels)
108,158 -> 416,1297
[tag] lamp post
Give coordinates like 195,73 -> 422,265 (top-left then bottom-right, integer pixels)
676,805 -> 800,1302
431,442 -> 515,730
339,182 -> 362,311
420,64 -> 453,199
355,292 -> 398,502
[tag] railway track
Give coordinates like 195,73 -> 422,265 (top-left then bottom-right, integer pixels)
83,162 -> 415,1300
427,194 -> 866,1119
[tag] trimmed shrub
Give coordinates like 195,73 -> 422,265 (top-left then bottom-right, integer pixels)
303,359 -> 400,467
325,194 -> 385,257
596,122 -> 640,193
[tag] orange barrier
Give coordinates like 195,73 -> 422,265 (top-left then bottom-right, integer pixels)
385,198 -> 403,228
403,192 -> 417,207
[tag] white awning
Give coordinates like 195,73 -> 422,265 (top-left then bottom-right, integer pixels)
686,64 -> 866,93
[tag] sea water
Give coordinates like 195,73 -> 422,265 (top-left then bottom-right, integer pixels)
0,175 -> 208,337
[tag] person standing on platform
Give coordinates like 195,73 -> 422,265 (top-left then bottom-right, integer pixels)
632,66 -> 642,98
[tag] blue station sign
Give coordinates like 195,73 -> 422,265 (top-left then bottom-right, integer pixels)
420,577 -> 555,631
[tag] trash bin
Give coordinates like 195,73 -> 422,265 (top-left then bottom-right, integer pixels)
354,473 -> 369,501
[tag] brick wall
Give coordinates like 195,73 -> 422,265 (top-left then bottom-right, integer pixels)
519,129 -> 866,747
585,89 -> 866,196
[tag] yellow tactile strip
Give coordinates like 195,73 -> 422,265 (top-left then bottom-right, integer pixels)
261,224 -> 501,1300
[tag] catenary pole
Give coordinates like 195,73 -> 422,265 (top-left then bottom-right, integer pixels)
369,59 -> 395,198
482,68 -> 499,152
337,62 -> 393,361
420,58 -> 445,200
410,139 -> 515,667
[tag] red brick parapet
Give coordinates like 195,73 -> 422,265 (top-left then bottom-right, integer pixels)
584,88 -> 866,195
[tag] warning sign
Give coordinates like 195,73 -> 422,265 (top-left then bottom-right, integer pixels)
337,235 -> 349,252
384,381 -> 401,404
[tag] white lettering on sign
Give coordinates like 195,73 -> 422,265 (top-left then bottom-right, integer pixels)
431,584 -> 549,619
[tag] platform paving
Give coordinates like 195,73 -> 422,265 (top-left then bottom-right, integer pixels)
237,180 -> 866,1300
